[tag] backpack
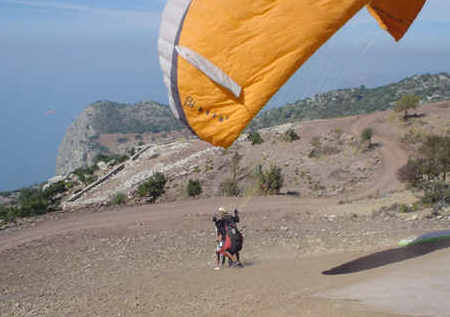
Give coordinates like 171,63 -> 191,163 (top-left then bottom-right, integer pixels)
222,215 -> 243,251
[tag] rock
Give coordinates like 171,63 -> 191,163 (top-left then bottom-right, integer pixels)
48,175 -> 65,185
56,101 -> 181,175
97,161 -> 108,170
328,215 -> 336,221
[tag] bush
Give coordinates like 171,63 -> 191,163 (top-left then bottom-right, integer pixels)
17,188 -> 50,217
397,159 -> 422,187
44,181 -> 67,199
247,131 -> 264,145
282,128 -> 300,142
0,183 -> 68,223
398,204 -> 410,213
398,134 -> 450,207
219,179 -> 240,196
422,182 -> 450,205
419,135 -> 450,176
255,164 -> 284,195
187,179 -> 202,197
85,175 -> 99,185
137,172 -> 167,203
394,95 -> 420,119
111,192 -> 127,206
398,135 -> 450,189
0,205 -> 20,223
94,153 -> 129,166
361,128 -> 373,143
73,166 -> 98,184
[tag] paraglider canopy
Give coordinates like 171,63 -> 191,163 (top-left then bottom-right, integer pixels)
158,0 -> 426,148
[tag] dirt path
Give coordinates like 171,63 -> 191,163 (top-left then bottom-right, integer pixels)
345,112 -> 409,200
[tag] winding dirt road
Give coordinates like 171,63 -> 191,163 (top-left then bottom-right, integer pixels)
346,111 -> 410,200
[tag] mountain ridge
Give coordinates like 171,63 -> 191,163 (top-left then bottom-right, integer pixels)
56,72 -> 450,176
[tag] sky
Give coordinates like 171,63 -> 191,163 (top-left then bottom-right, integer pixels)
0,0 -> 449,191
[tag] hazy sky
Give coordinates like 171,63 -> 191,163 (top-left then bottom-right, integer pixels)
1,0 -> 449,191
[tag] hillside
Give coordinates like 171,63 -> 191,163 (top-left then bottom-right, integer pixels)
56,73 -> 450,176
249,72 -> 450,129
55,100 -> 185,176
1,101 -> 450,317
55,101 -> 449,211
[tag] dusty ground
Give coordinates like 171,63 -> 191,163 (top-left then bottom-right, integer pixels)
1,195 -> 450,317
1,103 -> 449,316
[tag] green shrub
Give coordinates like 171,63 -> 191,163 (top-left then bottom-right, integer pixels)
137,172 -> 167,203
186,179 -> 202,197
94,154 -> 110,164
17,188 -> 50,217
398,135 -> 450,191
43,181 -> 67,198
411,201 -> 421,212
0,205 -> 19,223
0,183 -> 68,223
247,131 -> 264,145
361,128 -> 373,143
116,154 -> 130,164
398,135 -> 450,207
85,175 -> 98,185
398,204 -> 410,213
422,182 -> 450,205
255,164 -> 284,195
419,135 -> 450,176
219,179 -> 240,197
394,95 -> 420,119
94,153 -> 129,165
282,128 -> 300,142
111,192 -> 127,206
397,159 -> 423,187
128,147 -> 136,156
73,166 -> 98,184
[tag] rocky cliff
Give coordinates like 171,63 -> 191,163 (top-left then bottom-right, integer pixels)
56,100 -> 184,176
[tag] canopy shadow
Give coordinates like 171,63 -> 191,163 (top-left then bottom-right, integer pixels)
322,238 -> 450,275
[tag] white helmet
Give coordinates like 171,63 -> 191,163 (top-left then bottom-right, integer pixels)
218,207 -> 228,216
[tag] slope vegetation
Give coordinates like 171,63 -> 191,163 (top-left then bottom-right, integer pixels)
1,102 -> 450,317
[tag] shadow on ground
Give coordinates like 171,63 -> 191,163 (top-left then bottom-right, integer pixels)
323,238 -> 450,275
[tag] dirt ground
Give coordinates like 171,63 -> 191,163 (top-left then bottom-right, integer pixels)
1,194 -> 450,317
1,103 -> 449,316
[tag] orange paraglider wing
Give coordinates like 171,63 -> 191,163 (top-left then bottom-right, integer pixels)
158,0 -> 427,148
